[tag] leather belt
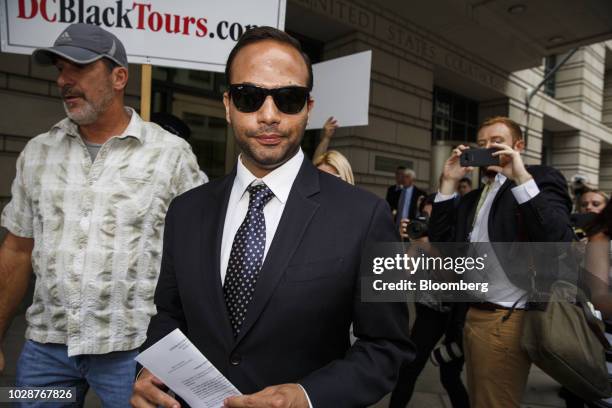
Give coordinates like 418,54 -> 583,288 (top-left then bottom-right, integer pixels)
470,302 -> 521,311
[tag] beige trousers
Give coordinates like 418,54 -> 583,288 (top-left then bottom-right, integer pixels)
463,307 -> 532,408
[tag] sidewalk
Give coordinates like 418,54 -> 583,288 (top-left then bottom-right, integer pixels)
371,358 -> 565,408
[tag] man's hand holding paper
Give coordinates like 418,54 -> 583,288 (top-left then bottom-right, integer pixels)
132,329 -> 241,408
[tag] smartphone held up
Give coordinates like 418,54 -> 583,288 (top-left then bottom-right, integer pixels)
459,147 -> 500,168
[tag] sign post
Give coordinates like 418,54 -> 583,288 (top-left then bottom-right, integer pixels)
140,64 -> 152,121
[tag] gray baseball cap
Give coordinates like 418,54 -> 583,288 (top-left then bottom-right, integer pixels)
33,23 -> 128,68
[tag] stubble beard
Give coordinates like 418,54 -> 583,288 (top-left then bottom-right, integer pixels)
62,83 -> 115,126
236,120 -> 306,170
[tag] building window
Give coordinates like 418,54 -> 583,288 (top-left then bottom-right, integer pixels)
152,67 -> 226,100
432,87 -> 479,143
150,68 -> 229,179
544,55 -> 556,97
182,113 -> 228,180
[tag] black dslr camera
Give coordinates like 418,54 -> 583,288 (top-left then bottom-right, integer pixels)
405,216 -> 429,240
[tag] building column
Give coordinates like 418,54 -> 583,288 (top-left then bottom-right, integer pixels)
320,32 -> 434,196
555,44 -> 606,122
603,56 -> 612,128
600,43 -> 612,193
599,144 -> 612,193
550,131 -> 601,187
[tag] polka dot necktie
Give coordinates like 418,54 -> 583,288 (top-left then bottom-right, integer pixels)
223,183 -> 275,337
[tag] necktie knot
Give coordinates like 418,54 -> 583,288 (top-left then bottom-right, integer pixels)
247,183 -> 274,211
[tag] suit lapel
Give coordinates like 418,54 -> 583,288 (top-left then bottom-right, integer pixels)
200,168 -> 236,346
233,160 -> 321,346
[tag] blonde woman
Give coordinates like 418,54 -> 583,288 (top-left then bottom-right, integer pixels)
314,150 -> 355,185
580,189 -> 609,214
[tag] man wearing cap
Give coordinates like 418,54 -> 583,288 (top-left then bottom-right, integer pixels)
0,23 -> 206,406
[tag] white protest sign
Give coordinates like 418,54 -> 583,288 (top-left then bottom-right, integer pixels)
307,50 -> 371,130
0,0 -> 286,71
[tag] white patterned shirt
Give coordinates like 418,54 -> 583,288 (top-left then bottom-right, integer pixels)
1,108 -> 207,356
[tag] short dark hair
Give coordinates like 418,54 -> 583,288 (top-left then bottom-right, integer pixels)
459,177 -> 472,186
396,166 -> 406,172
225,26 -> 313,91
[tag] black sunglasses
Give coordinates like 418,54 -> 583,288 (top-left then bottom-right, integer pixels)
229,84 -> 309,114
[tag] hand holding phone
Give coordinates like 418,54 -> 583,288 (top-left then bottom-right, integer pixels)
440,144 -> 472,195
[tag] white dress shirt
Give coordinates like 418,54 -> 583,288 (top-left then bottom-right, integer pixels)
220,148 -> 304,283
435,173 -> 540,307
219,148 -> 314,407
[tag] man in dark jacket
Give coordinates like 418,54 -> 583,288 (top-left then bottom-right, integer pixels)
428,116 -> 573,408
131,26 -> 413,408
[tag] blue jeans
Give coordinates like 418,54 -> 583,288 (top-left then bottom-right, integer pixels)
15,340 -> 138,408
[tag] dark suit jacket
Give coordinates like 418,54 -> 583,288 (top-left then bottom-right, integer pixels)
395,185 -> 427,221
143,159 -> 413,407
429,165 -> 574,290
386,185 -> 402,212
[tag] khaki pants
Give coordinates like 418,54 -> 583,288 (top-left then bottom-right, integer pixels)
463,307 -> 531,408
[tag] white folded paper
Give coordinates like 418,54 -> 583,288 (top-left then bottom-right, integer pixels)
135,329 -> 241,407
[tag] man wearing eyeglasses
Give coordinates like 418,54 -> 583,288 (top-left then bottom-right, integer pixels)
131,26 -> 413,408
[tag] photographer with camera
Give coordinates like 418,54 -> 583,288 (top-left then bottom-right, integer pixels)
428,116 -> 574,408
390,194 -> 470,408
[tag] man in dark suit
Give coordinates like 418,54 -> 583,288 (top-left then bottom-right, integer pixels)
131,27 -> 413,408
428,117 -> 573,408
386,166 -> 406,212
395,168 -> 427,229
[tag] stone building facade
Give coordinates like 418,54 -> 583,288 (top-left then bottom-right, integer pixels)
1,0 -> 611,206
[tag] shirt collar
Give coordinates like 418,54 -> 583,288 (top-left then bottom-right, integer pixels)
494,173 -> 507,186
235,148 -> 304,204
53,107 -> 145,144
